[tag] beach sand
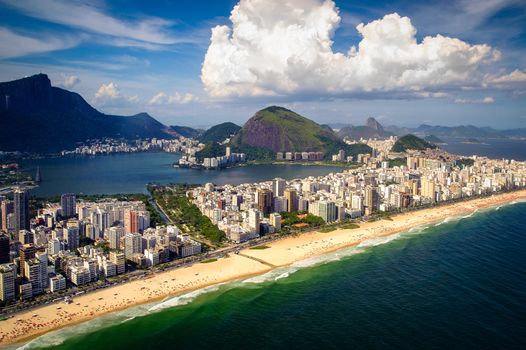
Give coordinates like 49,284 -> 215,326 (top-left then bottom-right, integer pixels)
1,190 -> 525,346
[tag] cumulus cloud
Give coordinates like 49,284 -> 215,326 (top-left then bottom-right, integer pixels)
61,73 -> 80,88
148,91 -> 199,105
489,69 -> 526,84
201,0 -> 501,98
454,96 -> 494,104
93,82 -> 139,106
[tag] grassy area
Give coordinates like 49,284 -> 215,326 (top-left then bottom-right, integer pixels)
151,184 -> 226,246
200,258 -> 218,264
250,245 -> 271,250
281,211 -> 325,228
340,223 -> 360,229
319,227 -> 336,233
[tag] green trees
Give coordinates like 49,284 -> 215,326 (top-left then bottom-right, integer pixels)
154,187 -> 226,245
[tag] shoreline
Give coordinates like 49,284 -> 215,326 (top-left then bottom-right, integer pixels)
2,189 -> 526,347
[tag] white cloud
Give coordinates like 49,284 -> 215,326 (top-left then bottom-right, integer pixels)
201,0 -> 501,98
0,27 -> 79,59
415,91 -> 449,98
489,69 -> 526,84
93,82 -> 139,106
61,73 -> 80,88
454,96 -> 494,104
149,91 -> 199,105
1,0 -> 189,47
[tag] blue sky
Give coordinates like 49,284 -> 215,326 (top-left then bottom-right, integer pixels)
0,0 -> 525,129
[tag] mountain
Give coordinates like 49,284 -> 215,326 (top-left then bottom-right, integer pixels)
501,128 -> 526,139
391,134 -> 438,153
170,125 -> 202,138
366,117 -> 383,131
424,135 -> 445,144
337,117 -> 393,140
231,106 -> 372,159
0,74 -> 176,152
414,124 -> 504,139
199,122 -> 241,143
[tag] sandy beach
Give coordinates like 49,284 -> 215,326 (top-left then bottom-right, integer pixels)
1,190 -> 525,346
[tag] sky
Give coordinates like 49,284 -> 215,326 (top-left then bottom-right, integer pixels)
0,0 -> 525,129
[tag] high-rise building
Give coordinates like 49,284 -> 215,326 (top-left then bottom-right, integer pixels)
1,199 -> 13,231
0,234 -> 10,263
124,210 -> 150,234
273,196 -> 287,213
47,238 -> 61,255
364,186 -> 378,216
351,195 -> 363,213
269,213 -> 282,230
24,258 -> 43,295
18,230 -> 33,245
124,232 -> 143,259
318,201 -> 337,223
248,209 -> 261,235
19,244 -> 36,278
421,178 -> 436,202
110,251 -> 126,274
60,193 -> 76,218
284,189 -> 297,212
36,251 -> 49,289
272,178 -> 286,197
256,188 -> 273,215
108,226 -> 125,250
65,226 -> 80,251
0,263 -> 16,302
14,188 -> 30,232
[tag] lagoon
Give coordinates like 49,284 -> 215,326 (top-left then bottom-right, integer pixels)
21,153 -> 345,197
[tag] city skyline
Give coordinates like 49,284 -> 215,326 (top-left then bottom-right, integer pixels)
0,0 -> 525,128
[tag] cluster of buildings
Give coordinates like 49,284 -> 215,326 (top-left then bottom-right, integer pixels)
0,191 -> 201,304
178,146 -> 246,169
276,151 -> 324,162
61,137 -> 201,156
190,147 -> 526,243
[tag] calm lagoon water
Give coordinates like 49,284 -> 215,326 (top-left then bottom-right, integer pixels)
21,153 -> 345,197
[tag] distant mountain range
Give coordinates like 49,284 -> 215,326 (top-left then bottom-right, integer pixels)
335,118 -> 526,141
384,124 -> 526,140
0,74 -> 176,152
337,117 -> 394,140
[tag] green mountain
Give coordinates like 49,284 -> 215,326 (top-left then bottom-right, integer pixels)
199,122 -> 241,143
231,106 -> 372,159
0,74 -> 176,153
392,134 -> 438,152
170,125 -> 202,138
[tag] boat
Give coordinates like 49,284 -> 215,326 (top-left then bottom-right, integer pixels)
35,166 -> 42,182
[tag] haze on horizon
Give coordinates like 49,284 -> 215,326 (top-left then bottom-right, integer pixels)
0,0 -> 525,129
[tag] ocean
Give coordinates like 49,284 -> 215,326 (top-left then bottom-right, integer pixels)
17,201 -> 526,350
20,153 -> 344,197
439,137 -> 526,161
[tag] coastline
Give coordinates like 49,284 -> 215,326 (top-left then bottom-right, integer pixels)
1,189 -> 526,347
